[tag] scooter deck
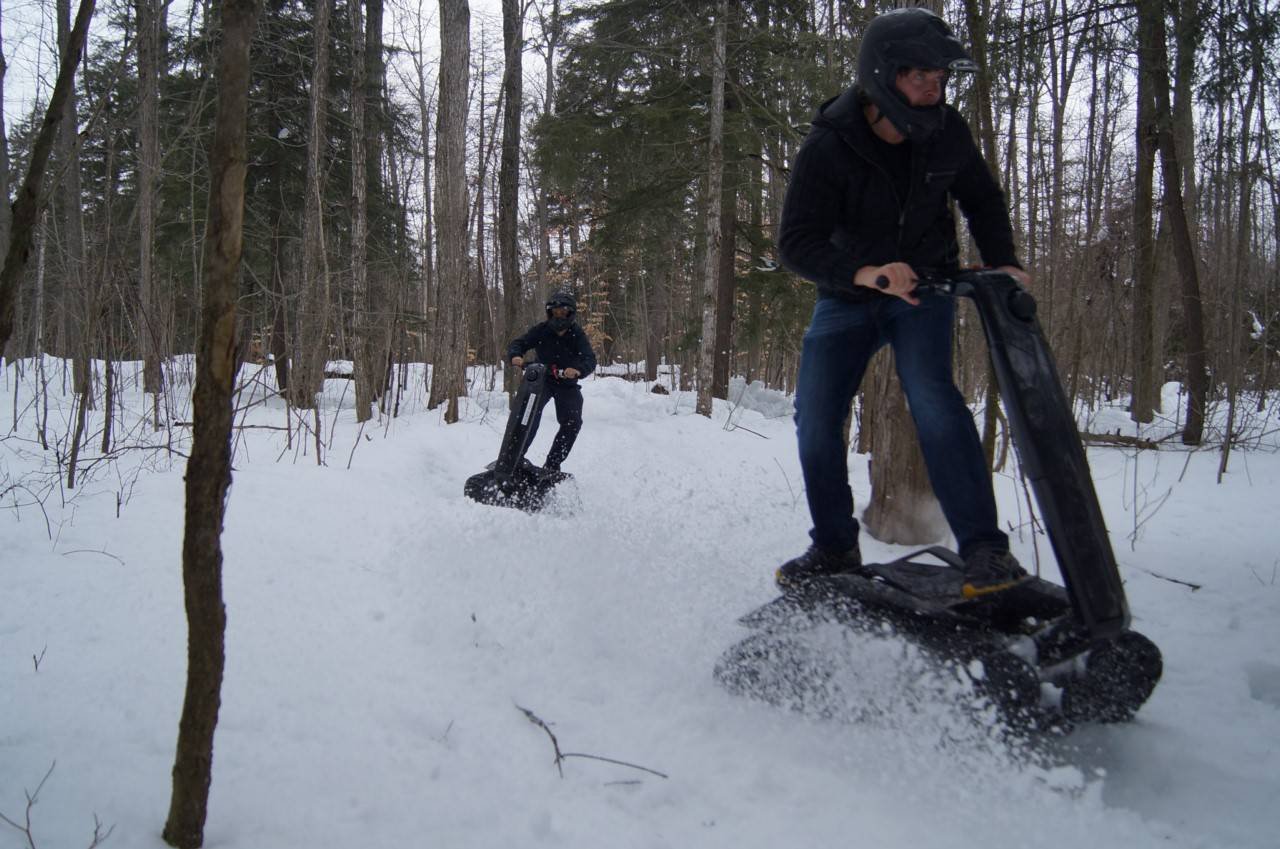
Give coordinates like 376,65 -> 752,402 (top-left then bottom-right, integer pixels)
747,546 -> 1069,632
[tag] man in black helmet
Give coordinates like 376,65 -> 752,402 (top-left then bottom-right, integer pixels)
775,8 -> 1028,594
507,290 -> 597,474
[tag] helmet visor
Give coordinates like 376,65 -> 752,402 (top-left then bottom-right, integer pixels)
881,38 -> 976,75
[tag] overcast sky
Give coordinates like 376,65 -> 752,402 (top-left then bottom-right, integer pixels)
1,0 -> 515,129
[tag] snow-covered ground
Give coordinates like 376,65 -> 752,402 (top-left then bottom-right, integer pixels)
3,359 -> 1279,848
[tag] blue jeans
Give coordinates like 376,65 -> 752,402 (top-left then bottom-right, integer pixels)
794,295 -> 1007,557
527,381 -> 583,469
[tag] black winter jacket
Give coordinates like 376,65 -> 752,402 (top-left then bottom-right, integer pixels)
778,87 -> 1020,302
507,321 -> 597,382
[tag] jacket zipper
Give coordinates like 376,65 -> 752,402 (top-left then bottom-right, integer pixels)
847,145 -> 907,245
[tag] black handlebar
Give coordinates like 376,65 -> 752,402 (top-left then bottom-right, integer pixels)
524,362 -> 570,381
872,269 -> 1036,319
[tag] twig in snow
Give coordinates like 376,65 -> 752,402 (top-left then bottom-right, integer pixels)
558,751 -> 669,779
1249,563 -> 1278,586
517,703 -> 565,778
346,420 -> 368,470
1133,566 -> 1202,591
725,421 -> 768,439
0,762 -> 115,849
774,458 -> 800,508
61,548 -> 125,566
516,704 -> 668,780
87,814 -> 114,848
1,482 -> 54,539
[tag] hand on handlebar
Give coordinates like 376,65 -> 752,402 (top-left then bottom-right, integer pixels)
996,265 -> 1032,287
560,367 -> 580,379
511,356 -> 524,367
858,262 -> 920,305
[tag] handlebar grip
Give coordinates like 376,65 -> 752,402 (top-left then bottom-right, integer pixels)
875,274 -> 890,290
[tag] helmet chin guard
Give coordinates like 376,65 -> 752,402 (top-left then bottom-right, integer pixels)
545,289 -> 578,315
857,8 -> 976,142
545,289 -> 578,332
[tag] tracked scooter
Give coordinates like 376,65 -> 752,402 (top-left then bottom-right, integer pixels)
464,363 -> 571,512
715,271 -> 1163,727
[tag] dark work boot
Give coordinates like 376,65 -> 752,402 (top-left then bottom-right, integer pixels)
537,460 -> 568,484
960,546 -> 1028,598
775,543 -> 862,588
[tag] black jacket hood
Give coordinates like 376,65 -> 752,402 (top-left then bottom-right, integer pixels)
812,86 -> 863,131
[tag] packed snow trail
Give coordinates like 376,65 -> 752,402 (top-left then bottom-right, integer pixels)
3,366 -> 1278,848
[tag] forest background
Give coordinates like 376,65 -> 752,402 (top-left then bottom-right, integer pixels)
0,0 -> 1276,452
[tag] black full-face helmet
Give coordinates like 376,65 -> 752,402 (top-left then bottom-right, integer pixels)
857,8 -> 977,142
545,290 -> 577,331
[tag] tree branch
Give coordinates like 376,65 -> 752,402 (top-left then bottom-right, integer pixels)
517,703 -> 668,780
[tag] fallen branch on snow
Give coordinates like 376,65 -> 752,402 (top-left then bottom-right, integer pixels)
1079,431 -> 1162,450
1133,566 -> 1202,591
516,703 -> 669,780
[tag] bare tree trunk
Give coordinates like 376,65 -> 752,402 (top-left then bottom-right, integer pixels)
411,0 -> 436,336
292,0 -> 333,409
162,0 -> 260,846
350,0 -> 374,422
711,177 -> 736,400
498,0 -> 524,386
52,0 -> 92,492
54,0 -> 89,396
1218,20 -> 1263,479
1261,101 -> 1279,413
471,55 -> 494,366
0,9 -> 9,279
1041,0 -> 1087,344
364,0 -> 388,398
695,2 -> 726,418
1172,0 -> 1200,230
862,353 -> 947,544
1131,3 -> 1159,424
429,0 -> 470,421
1138,0 -> 1207,444
0,5 -> 13,326
267,217 -> 290,392
138,0 -> 164,398
531,0 -> 562,314
0,0 -> 95,355
644,244 -> 671,382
